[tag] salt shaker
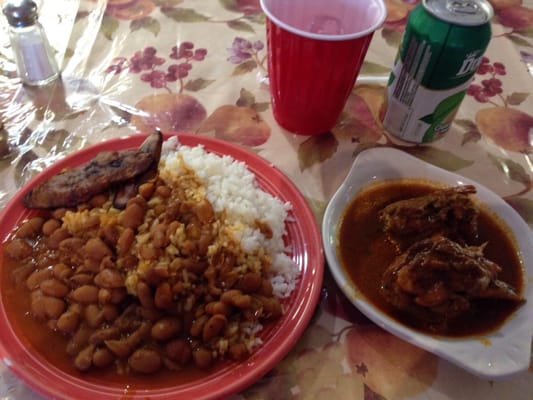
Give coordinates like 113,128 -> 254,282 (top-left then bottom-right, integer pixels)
3,0 -> 59,86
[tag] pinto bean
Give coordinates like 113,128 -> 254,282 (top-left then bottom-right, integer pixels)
101,224 -> 120,249
69,273 -> 94,286
151,317 -> 182,341
59,237 -> 85,256
193,347 -> 213,369
92,347 -> 115,368
232,294 -> 252,309
139,244 -> 160,260
94,268 -> 124,289
51,208 -> 68,220
102,304 -> 120,321
89,326 -> 120,345
31,294 -> 66,320
42,218 -> 61,236
166,220 -> 180,237
66,325 -> 93,356
155,184 -> 171,198
165,339 -> 192,365
257,295 -> 282,319
47,227 -> 71,249
25,268 -> 52,290
108,287 -> 128,304
84,214 -> 101,230
56,310 -> 81,334
205,301 -> 232,316
52,263 -> 73,280
197,230 -> 213,256
202,314 -> 227,341
190,314 -> 209,338
74,344 -> 95,371
128,348 -> 161,374
105,339 -> 133,358
40,278 -> 69,298
4,238 -> 33,260
137,306 -> 162,323
154,282 -> 173,309
105,320 -> 149,358
71,285 -> 99,304
120,202 -> 145,229
84,237 -> 113,262
220,290 -> 251,309
98,288 -> 111,304
194,198 -> 215,224
89,193 -> 108,208
228,343 -> 248,360
117,227 -> 134,256
16,217 -> 45,239
150,223 -> 169,248
85,304 -> 105,328
127,195 -> 147,210
185,220 -> 201,240
138,182 -> 156,199
180,239 -> 196,257
125,321 -> 151,350
137,281 -> 155,309
237,272 -> 262,293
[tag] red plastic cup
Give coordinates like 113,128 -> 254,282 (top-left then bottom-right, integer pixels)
261,0 -> 386,135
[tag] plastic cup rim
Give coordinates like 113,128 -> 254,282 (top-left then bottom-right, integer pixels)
259,0 -> 387,41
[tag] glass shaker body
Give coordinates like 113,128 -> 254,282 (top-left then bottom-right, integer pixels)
7,21 -> 59,86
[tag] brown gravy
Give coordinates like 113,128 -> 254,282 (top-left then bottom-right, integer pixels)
337,179 -> 525,337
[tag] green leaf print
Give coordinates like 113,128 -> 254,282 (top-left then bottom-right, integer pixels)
184,78 -> 215,92
421,90 -> 465,141
359,61 -> 391,76
227,20 -> 255,33
506,92 -> 530,106
405,147 -> 474,171
231,60 -> 257,76
298,133 -> 338,171
488,154 -> 531,187
100,14 -> 119,41
161,7 -> 210,22
130,17 -> 161,36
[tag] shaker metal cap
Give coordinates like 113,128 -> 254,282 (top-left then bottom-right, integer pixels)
2,0 -> 38,28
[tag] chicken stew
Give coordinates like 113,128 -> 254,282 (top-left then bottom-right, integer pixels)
337,179 -> 525,336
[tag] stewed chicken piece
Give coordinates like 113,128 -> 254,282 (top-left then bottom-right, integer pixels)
379,185 -> 479,246
380,235 -> 525,319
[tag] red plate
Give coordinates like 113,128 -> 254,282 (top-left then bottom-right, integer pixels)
0,132 -> 324,400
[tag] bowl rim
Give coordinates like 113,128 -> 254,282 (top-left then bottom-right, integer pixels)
322,146 -> 533,380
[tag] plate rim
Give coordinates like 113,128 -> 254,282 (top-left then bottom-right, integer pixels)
0,132 -> 324,399
322,146 -> 533,380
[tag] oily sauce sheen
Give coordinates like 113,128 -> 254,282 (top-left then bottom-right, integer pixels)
338,180 -> 524,337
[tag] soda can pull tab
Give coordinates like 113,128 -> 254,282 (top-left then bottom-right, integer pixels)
447,0 -> 479,15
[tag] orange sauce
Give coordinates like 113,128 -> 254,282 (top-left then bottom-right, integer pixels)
0,244 -> 216,390
337,180 -> 525,337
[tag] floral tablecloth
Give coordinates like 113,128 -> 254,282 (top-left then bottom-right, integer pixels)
1,0 -> 532,399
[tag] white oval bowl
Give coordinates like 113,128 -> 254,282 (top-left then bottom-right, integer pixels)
322,147 -> 533,379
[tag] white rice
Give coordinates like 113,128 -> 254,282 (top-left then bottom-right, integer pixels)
161,137 -> 300,298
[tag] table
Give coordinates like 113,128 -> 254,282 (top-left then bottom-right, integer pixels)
1,0 -> 532,399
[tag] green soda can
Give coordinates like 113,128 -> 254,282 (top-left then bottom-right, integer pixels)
382,0 -> 493,143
